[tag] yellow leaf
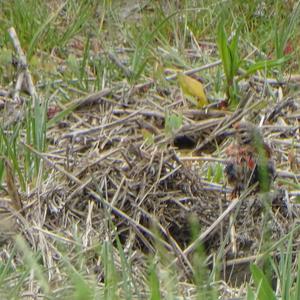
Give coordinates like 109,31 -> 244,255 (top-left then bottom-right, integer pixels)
177,73 -> 208,108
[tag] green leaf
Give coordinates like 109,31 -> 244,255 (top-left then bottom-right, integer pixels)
101,241 -> 119,300
229,29 -> 240,78
217,22 -> 231,83
240,56 -> 290,79
149,261 -> 161,300
279,225 -> 294,300
164,113 -> 183,136
207,165 -> 213,181
250,264 -> 276,300
293,256 -> 300,300
213,163 -> 223,184
246,286 -> 256,300
115,234 -> 136,300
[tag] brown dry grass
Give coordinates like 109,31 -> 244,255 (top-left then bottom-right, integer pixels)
0,1 -> 300,298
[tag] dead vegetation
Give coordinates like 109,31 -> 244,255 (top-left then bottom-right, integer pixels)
1,62 -> 300,295
1,9 -> 300,298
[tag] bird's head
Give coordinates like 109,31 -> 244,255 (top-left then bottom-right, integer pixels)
233,121 -> 263,148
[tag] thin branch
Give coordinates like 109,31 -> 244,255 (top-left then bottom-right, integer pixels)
8,27 -> 38,105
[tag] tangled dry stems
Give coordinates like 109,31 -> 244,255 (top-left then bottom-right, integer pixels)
0,29 -> 300,298
0,75 -> 298,298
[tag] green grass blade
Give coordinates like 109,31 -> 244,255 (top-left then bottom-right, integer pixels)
246,286 -> 256,300
250,264 -> 276,300
149,259 -> 161,300
15,235 -> 50,294
0,126 -> 26,190
80,37 -> 90,90
27,2 -> 67,58
131,11 -> 178,80
240,56 -> 290,79
229,29 -> 240,78
101,240 -> 119,300
59,2 -> 94,48
293,256 -> 300,300
275,1 -> 300,58
217,21 -> 231,84
115,237 -> 134,300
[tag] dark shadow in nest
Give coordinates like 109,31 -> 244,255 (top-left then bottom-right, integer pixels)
173,130 -> 232,152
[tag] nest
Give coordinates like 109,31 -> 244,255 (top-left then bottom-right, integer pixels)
1,81 -> 298,293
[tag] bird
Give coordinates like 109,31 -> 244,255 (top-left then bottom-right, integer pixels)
224,121 -> 276,198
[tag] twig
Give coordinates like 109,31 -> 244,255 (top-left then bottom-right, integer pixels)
193,96 -> 266,154
22,143 -> 174,252
62,109 -> 142,138
131,59 -> 222,93
165,60 -> 222,81
277,170 -> 300,179
179,156 -> 226,163
13,72 -> 25,103
251,74 -> 300,86
0,90 -> 9,96
266,98 -> 298,122
272,139 -> 300,148
108,51 -> 133,78
74,147 -> 121,177
8,27 -> 38,105
169,186 -> 256,268
112,108 -> 165,119
65,88 -> 112,109
229,215 -> 237,255
181,109 -> 229,119
290,191 -> 300,196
